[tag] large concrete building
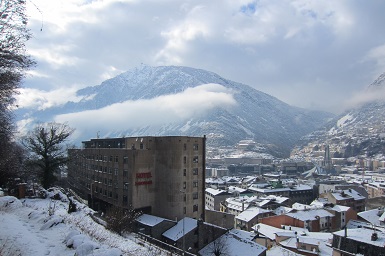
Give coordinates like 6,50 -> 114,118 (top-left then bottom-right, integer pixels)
68,136 -> 206,221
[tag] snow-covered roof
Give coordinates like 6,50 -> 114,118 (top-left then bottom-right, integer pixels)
267,245 -> 302,255
330,204 -> 351,212
136,214 -> 170,227
279,232 -> 333,256
358,209 -> 383,226
333,228 -> 385,247
227,185 -> 247,193
229,229 -> 257,241
162,217 -> 197,241
286,209 -> 334,221
225,196 -> 251,212
205,177 -> 225,184
205,187 -> 228,196
251,223 -> 283,240
273,206 -> 294,215
332,189 -> 365,201
292,203 -> 319,211
235,207 -> 271,222
199,230 -> 266,256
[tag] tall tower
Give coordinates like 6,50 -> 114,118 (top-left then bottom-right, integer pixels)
323,145 -> 332,171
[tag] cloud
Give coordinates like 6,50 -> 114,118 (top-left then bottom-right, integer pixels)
344,85 -> 385,110
54,84 -> 236,137
23,0 -> 385,115
363,44 -> 385,77
15,87 -> 84,110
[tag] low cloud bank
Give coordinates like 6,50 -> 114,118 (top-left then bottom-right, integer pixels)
54,83 -> 236,139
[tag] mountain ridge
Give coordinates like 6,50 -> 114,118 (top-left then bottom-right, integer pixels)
293,72 -> 385,159
17,65 -> 334,157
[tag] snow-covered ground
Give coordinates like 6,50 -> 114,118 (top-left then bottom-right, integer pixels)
0,190 -> 166,256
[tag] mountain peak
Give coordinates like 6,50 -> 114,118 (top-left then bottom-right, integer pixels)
368,72 -> 385,90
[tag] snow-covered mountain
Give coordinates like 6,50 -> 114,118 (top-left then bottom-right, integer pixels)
295,72 -> 385,159
18,65 -> 333,157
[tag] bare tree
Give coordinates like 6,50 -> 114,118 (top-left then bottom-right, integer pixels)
206,235 -> 229,256
105,205 -> 142,236
0,0 -> 35,187
22,122 -> 75,189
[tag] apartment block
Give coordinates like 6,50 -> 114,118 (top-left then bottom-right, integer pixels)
68,136 -> 206,221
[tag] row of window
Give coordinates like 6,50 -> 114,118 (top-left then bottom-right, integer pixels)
182,181 -> 199,189
84,154 -> 201,166
183,204 -> 199,214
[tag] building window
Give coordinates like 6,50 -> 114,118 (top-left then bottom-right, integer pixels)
114,168 -> 118,175
183,207 -> 186,214
123,182 -> 129,190
193,192 -> 198,199
123,170 -> 128,177
108,191 -> 112,198
123,156 -> 128,164
183,194 -> 186,202
140,143 -> 144,149
193,204 -> 198,212
183,169 -> 186,176
193,144 -> 198,150
115,156 -> 119,163
193,181 -> 198,188
193,156 -> 198,163
193,168 -> 198,175
183,182 -> 186,189
123,195 -> 128,205
184,143 -> 187,150
183,156 -> 187,164
109,155 -> 113,162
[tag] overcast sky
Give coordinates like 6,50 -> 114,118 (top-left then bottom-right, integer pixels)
22,0 -> 385,115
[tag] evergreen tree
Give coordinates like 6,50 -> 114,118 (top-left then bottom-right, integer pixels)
22,122 -> 74,189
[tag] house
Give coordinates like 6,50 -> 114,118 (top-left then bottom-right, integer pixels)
220,196 -> 252,215
136,214 -> 175,240
248,182 -> 315,206
162,217 -> 198,253
332,227 -> 385,255
252,223 -> 333,255
162,217 -> 227,255
205,188 -> 231,211
320,189 -> 366,213
327,204 -> 356,230
235,207 -> 273,231
358,207 -> 385,226
198,229 -> 266,256
260,209 -> 334,232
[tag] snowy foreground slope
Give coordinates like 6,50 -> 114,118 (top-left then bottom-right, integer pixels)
0,192 -> 301,256
0,194 -> 164,256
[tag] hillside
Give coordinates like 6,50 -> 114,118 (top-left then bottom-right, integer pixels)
293,72 -> 385,159
17,65 -> 333,157
0,190 -> 162,256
